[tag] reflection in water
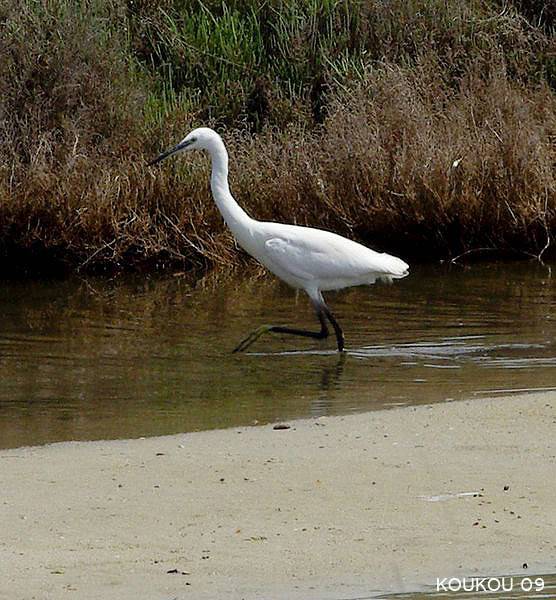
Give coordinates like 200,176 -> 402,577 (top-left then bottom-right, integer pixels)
311,352 -> 347,417
0,262 -> 554,448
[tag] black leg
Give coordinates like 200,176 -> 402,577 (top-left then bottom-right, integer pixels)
322,305 -> 345,352
232,294 -> 346,353
268,307 -> 329,340
233,303 -> 330,353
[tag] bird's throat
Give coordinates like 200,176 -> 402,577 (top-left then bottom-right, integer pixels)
209,146 -> 254,244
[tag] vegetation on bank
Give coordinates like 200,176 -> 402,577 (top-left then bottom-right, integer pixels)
0,0 -> 555,275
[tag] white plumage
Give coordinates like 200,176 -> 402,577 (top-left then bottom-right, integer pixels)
149,127 -> 409,352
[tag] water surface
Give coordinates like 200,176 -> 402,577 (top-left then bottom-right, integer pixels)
0,262 -> 553,448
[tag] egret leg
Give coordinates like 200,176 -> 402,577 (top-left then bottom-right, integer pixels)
232,305 -> 329,353
321,304 -> 345,352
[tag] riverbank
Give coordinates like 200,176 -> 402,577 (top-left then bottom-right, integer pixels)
2,2 -> 555,276
1,391 -> 555,599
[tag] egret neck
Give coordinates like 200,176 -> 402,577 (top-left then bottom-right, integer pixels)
208,137 -> 254,245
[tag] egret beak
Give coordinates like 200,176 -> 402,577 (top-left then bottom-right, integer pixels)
148,139 -> 193,166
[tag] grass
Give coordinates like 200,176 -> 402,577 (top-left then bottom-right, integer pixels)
0,0 -> 554,275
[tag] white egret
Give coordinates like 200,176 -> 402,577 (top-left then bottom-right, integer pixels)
149,127 -> 409,352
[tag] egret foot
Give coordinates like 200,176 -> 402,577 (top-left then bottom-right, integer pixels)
232,301 -> 348,353
232,325 -> 274,353
232,318 -> 334,353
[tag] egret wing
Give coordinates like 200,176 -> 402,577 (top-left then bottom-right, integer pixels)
263,237 -> 318,281
263,227 -> 407,288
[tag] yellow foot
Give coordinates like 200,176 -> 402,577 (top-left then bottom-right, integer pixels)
232,325 -> 273,353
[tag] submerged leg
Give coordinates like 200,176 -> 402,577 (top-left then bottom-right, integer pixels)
232,294 -> 345,353
232,302 -> 329,353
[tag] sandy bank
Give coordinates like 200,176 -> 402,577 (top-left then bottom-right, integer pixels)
1,392 -> 555,599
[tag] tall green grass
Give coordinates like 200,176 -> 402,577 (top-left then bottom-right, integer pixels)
132,0 -> 554,129
0,0 -> 554,275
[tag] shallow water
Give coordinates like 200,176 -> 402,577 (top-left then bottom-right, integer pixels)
0,262 -> 554,448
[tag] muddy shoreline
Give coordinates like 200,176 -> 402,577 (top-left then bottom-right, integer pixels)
1,391 -> 554,599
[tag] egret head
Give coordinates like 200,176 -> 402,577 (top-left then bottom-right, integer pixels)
148,127 -> 222,166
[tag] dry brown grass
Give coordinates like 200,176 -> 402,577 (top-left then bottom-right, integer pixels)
233,65 -> 556,261
0,1 -> 555,275
1,71 -> 555,275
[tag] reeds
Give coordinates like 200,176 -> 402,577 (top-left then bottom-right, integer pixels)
0,0 -> 554,274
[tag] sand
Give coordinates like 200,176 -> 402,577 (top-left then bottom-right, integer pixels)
1,391 -> 555,600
